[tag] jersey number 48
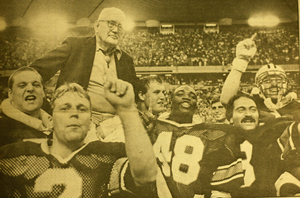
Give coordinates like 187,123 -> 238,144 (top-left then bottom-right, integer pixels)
153,132 -> 204,185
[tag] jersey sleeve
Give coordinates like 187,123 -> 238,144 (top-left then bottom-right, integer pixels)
278,122 -> 300,168
208,136 -> 244,195
275,171 -> 300,197
108,157 -> 157,198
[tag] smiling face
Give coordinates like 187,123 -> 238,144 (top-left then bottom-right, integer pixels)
52,92 -> 91,147
9,71 -> 44,116
231,97 -> 259,131
211,101 -> 227,122
94,20 -> 123,49
171,85 -> 197,119
144,81 -> 166,115
260,75 -> 287,100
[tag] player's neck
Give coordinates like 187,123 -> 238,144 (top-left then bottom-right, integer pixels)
217,119 -> 230,124
26,110 -> 41,119
169,113 -> 193,124
137,102 -> 148,114
50,139 -> 84,159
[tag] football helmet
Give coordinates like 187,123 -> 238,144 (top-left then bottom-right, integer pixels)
255,64 -> 288,100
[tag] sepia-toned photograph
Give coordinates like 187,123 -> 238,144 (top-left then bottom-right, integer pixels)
0,0 -> 299,197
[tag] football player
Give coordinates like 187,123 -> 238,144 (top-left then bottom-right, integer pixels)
225,93 -> 295,197
252,63 -> 300,120
221,33 -> 300,121
0,81 -> 157,197
275,121 -> 300,197
135,76 -> 167,131
149,85 -> 244,198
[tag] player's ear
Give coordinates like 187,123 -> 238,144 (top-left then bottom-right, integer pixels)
138,91 -> 145,101
8,89 -> 13,100
48,117 -> 54,131
230,117 -> 233,124
94,21 -> 100,32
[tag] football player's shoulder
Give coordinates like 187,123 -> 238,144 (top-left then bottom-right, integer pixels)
0,141 -> 48,178
262,117 -> 293,135
0,141 -> 43,158
82,141 -> 126,158
156,117 -> 198,128
289,99 -> 300,111
201,123 -> 238,141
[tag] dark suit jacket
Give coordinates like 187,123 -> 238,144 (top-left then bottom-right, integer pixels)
30,36 -> 139,90
0,113 -> 47,147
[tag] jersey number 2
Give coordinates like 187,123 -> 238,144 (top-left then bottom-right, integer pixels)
34,168 -> 82,198
153,132 -> 204,185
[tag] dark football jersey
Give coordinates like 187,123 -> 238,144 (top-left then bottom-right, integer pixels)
276,121 -> 300,196
149,119 -> 244,198
0,140 -> 156,198
278,121 -> 300,168
236,117 -> 293,197
252,94 -> 300,121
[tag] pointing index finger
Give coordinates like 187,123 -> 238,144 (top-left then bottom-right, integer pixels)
250,33 -> 257,41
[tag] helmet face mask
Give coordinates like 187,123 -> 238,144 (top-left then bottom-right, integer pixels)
255,64 -> 288,100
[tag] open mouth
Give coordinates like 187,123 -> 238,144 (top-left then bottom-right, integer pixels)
109,35 -> 118,39
241,117 -> 255,123
157,101 -> 165,105
181,102 -> 190,108
67,124 -> 80,128
268,87 -> 281,93
25,95 -> 36,101
215,113 -> 223,117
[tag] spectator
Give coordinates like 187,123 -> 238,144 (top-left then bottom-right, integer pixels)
0,66 -> 51,146
211,99 -> 229,124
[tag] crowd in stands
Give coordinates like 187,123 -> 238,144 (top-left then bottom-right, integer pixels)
122,26 -> 299,66
0,24 -> 298,70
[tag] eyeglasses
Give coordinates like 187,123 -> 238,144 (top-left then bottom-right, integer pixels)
212,106 -> 224,110
99,20 -> 123,32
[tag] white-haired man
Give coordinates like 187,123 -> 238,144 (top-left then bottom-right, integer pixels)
30,7 -> 139,142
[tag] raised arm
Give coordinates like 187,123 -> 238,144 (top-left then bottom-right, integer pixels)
104,79 -> 157,185
220,34 -> 257,105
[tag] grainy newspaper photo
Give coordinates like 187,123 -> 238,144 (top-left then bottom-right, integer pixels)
0,0 -> 299,197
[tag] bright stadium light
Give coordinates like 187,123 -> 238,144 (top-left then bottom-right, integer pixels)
263,15 -> 280,27
248,17 -> 262,27
0,17 -> 7,31
28,13 -> 69,35
248,14 -> 280,27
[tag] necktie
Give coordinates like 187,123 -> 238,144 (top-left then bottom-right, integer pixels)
98,49 -> 115,68
98,48 -> 116,82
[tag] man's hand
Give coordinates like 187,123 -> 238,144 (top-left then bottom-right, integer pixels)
104,80 -> 136,111
232,33 -> 257,72
140,111 -> 156,132
236,33 -> 257,61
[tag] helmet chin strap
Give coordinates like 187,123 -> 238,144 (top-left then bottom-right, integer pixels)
259,85 -> 281,111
